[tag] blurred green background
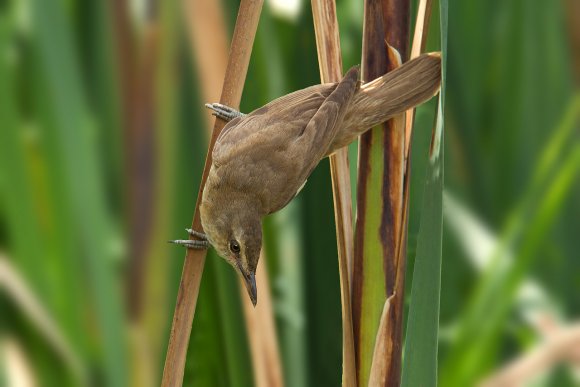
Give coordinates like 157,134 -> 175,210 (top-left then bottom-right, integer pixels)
0,0 -> 578,386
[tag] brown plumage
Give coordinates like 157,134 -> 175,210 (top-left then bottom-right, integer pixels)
184,52 -> 440,305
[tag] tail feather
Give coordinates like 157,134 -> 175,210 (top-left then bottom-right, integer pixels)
327,52 -> 441,154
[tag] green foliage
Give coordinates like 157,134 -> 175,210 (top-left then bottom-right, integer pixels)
0,0 -> 577,386
401,1 -> 447,385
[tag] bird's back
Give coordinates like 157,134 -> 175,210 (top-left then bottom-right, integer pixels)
211,69 -> 360,215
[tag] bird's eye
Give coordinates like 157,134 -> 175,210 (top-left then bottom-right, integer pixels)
229,240 -> 240,254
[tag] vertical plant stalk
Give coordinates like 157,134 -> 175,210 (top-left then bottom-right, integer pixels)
184,0 -> 228,111
110,2 -> 163,385
353,0 -> 409,386
239,257 -> 284,387
184,1 -> 284,386
109,0 -> 155,323
310,1 -> 357,386
404,0 -> 433,157
161,1 -> 264,386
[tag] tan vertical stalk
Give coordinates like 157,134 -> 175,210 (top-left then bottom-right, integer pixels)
404,0 -> 433,157
311,1 -> 357,386
353,0 -> 409,386
239,258 -> 284,387
161,1 -> 264,386
184,1 -> 284,386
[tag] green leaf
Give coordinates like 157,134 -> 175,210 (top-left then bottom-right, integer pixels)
401,0 -> 447,385
29,0 -> 128,385
439,109 -> 580,386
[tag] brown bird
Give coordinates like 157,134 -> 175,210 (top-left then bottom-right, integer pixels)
172,52 -> 442,305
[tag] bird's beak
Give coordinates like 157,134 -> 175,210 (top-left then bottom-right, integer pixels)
244,271 -> 257,307
236,262 -> 257,306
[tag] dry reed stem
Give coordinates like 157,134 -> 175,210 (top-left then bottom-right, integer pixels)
479,324 -> 580,387
310,1 -> 357,386
184,0 -> 228,107
384,3 -> 435,384
378,8 -> 436,382
239,256 -> 284,387
368,43 -> 406,387
385,3 -> 435,385
162,1 -> 264,385
184,1 -> 284,386
404,0 -> 433,158
354,1 -> 409,385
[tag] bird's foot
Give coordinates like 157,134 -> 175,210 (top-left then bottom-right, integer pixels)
170,239 -> 209,249
169,228 -> 209,249
186,228 -> 207,240
205,103 -> 245,122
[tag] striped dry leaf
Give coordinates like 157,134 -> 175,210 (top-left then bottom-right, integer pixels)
353,1 -> 410,386
367,294 -> 395,387
184,1 -> 284,386
310,1 -> 357,385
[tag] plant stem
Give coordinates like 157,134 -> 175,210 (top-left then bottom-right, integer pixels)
354,0 -> 410,385
161,1 -> 264,385
310,2 -> 357,386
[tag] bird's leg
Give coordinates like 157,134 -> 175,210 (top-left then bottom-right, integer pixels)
205,103 -> 245,122
169,228 -> 209,249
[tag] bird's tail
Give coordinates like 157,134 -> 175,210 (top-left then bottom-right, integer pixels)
329,52 -> 441,153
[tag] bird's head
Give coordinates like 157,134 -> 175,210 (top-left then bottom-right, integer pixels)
200,191 -> 263,306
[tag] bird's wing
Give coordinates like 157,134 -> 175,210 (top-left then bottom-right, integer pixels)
213,83 -> 336,166
288,66 -> 360,176
211,67 -> 359,213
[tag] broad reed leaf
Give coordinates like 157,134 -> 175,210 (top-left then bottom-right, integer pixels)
30,0 -> 128,385
400,100 -> 444,387
0,16 -> 84,385
440,97 -> 580,386
400,0 -> 446,385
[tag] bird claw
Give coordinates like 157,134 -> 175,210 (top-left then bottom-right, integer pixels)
169,239 -> 209,249
185,228 -> 208,240
169,228 -> 209,249
205,103 -> 245,122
